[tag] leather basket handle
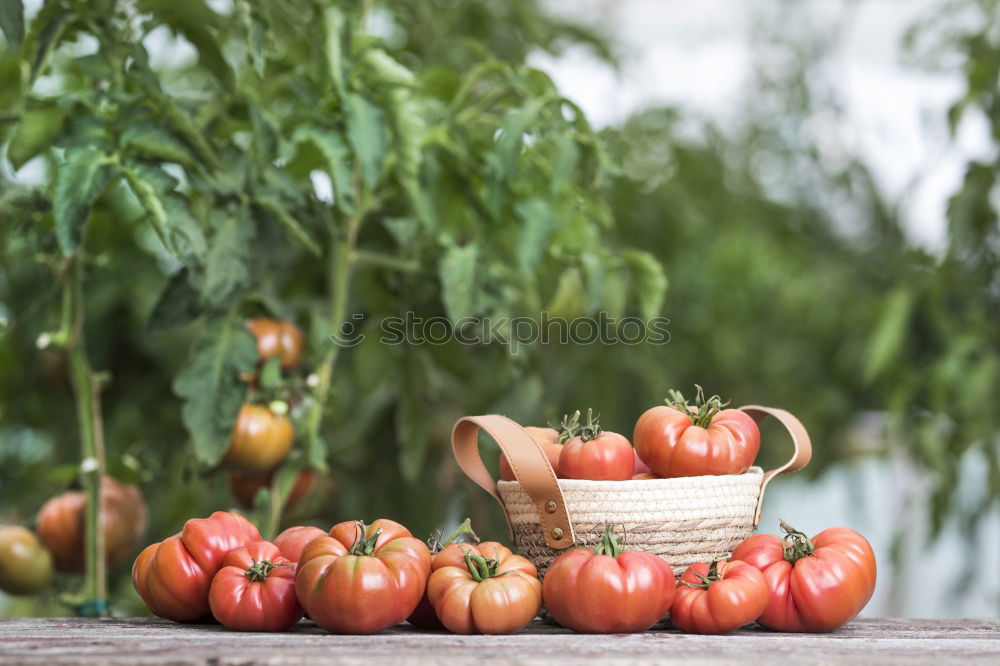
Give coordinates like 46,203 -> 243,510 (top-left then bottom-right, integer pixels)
452,415 -> 575,549
739,405 -> 812,526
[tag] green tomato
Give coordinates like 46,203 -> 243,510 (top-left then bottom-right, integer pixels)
0,526 -> 54,595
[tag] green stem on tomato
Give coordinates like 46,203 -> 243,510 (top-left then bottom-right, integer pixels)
349,522 -> 382,556
577,408 -> 602,442
780,520 -> 816,563
593,525 -> 624,557
665,385 -> 730,428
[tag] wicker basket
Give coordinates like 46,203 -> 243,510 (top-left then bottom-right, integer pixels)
451,406 -> 811,576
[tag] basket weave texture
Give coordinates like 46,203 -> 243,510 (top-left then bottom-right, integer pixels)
497,468 -> 763,576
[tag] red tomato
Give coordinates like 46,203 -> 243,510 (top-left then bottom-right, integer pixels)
295,519 -> 431,634
37,476 -> 147,572
542,526 -> 675,633
670,559 -> 769,634
427,542 -> 541,634
634,386 -> 760,477
246,318 -> 304,369
730,521 -> 876,632
132,511 -> 261,622
273,525 -> 327,564
633,449 -> 652,476
209,541 -> 302,631
558,410 -> 633,481
223,404 -> 294,471
229,468 -> 316,510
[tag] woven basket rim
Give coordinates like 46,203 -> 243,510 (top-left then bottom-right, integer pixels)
497,466 -> 763,492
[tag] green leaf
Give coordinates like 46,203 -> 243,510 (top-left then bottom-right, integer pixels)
254,195 -> 321,256
345,94 -> 386,192
496,97 -> 547,178
172,315 -> 258,466
515,198 -> 553,270
123,166 -> 206,270
52,148 -> 107,256
7,107 -> 64,170
623,249 -> 668,320
293,126 -> 355,214
203,208 -> 254,306
550,134 -> 580,194
439,243 -> 479,322
322,5 -> 346,97
361,48 -> 415,87
864,288 -> 913,382
122,124 -> 197,167
0,0 -> 24,52
258,357 -> 282,390
148,269 -> 200,333
138,0 -> 234,90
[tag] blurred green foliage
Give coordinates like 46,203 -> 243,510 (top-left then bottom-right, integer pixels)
0,0 -> 997,616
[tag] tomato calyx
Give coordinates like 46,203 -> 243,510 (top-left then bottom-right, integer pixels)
577,408 -> 603,442
683,560 -> 723,590
244,558 -> 290,583
665,385 -> 730,429
592,525 -> 625,557
550,410 -> 582,444
463,548 -> 504,582
427,517 -> 479,554
779,520 -> 816,563
349,522 -> 383,556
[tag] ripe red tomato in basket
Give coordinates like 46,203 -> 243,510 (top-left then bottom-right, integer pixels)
132,511 -> 261,622
730,521 -> 876,632
427,541 -> 541,634
209,541 -> 302,631
295,519 -> 431,633
246,318 -> 304,370
633,385 -> 760,478
273,525 -> 327,564
542,526 -> 675,632
558,410 -> 633,481
670,559 -> 769,634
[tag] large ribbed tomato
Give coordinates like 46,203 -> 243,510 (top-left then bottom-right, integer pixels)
558,410 -> 634,481
731,521 -> 876,632
223,404 -> 293,471
209,541 -> 301,632
246,318 -> 304,369
542,527 -> 675,633
132,511 -> 261,622
427,542 -> 541,634
633,386 -> 760,477
295,519 -> 430,634
37,476 -> 146,572
670,559 -> 769,634
272,525 -> 327,564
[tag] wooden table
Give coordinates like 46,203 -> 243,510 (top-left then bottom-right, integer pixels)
0,617 -> 997,664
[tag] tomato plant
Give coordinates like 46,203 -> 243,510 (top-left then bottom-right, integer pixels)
427,542 -> 541,634
542,526 -> 674,633
0,526 -> 53,596
209,541 -> 301,632
558,410 -> 634,481
731,521 -> 876,632
295,519 -> 431,633
407,518 -> 480,630
633,386 -> 760,478
36,476 -> 146,573
132,512 -> 261,622
272,525 -> 328,565
223,404 -> 294,471
245,319 -> 305,370
670,559 -> 769,634
229,468 -> 315,511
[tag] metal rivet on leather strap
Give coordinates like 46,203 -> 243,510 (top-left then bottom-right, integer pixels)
551,527 -> 564,540
545,500 -> 557,513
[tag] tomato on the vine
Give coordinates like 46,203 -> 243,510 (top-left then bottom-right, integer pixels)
670,559 -> 769,634
427,542 -> 541,634
37,476 -> 146,572
246,318 -> 304,370
542,526 -> 675,633
0,526 -> 53,595
209,541 -> 302,632
132,511 -> 261,622
634,386 -> 760,478
731,521 -> 876,632
229,468 -> 315,510
223,404 -> 293,471
295,519 -> 431,634
273,525 -> 327,564
558,410 -> 634,481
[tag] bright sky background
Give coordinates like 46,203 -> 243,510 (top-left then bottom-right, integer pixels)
533,0 -> 993,252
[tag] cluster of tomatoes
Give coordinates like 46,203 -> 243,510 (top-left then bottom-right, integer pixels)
502,386 -> 761,482
0,476 -> 146,598
131,510 -> 875,635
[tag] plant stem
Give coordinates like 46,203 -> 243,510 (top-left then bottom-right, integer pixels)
63,257 -> 108,616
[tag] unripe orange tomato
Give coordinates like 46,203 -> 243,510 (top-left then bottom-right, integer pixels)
0,526 -> 53,595
246,319 -> 304,370
223,404 -> 293,471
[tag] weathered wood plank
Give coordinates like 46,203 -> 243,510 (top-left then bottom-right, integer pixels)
0,617 -> 997,665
